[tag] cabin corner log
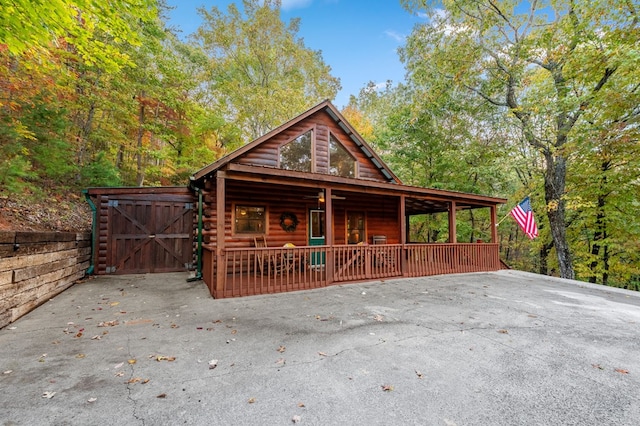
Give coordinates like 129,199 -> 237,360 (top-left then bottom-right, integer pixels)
0,231 -> 91,329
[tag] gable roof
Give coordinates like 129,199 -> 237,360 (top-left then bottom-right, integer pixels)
191,100 -> 400,184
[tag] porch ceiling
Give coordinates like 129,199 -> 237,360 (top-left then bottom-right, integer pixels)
215,164 -> 506,212
404,197 -> 491,215
405,197 -> 450,215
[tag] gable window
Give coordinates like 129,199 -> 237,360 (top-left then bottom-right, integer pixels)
329,135 -> 355,178
234,205 -> 266,234
280,130 -> 312,172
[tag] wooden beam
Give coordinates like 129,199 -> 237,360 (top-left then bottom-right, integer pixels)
491,205 -> 498,243
224,163 -> 507,206
325,187 -> 334,285
215,175 -> 226,297
448,201 -> 457,243
399,195 -> 408,276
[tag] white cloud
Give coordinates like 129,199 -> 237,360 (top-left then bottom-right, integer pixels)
280,0 -> 313,11
384,30 -> 405,42
431,8 -> 448,22
363,82 -> 390,94
428,8 -> 470,36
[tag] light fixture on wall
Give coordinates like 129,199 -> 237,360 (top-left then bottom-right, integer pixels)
318,190 -> 325,203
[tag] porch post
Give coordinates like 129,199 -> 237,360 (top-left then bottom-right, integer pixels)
448,201 -> 457,243
490,205 -> 498,243
215,174 -> 226,297
399,195 -> 408,276
325,187 -> 334,284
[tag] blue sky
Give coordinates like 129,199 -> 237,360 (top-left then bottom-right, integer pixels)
165,0 -> 426,108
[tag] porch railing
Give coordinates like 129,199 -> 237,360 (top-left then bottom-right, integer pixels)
405,243 -> 500,277
212,243 -> 499,298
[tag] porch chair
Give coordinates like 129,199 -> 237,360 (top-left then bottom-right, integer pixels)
372,235 -> 396,272
253,236 -> 269,275
253,236 -> 292,277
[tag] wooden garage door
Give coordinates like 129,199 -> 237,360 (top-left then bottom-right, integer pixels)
106,196 -> 194,274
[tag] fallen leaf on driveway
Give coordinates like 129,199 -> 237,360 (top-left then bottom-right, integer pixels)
114,362 -> 124,369
155,356 -> 176,362
381,384 -> 394,392
275,358 -> 286,365
277,346 -> 286,353
87,397 -> 97,403
592,364 -> 604,370
615,368 -> 629,374
415,370 -> 424,379
248,397 -> 256,403
128,359 -> 137,365
91,335 -> 101,340
98,320 -> 119,327
3,370 -> 13,375
76,353 -> 86,359
297,402 -> 305,407
318,352 -> 327,357
497,329 -> 508,334
373,314 -> 384,322
42,391 -> 56,399
292,415 -> 301,423
157,393 -> 167,398
208,359 -> 218,369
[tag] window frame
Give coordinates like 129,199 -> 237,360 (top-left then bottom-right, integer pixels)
232,203 -> 267,236
346,211 -> 366,244
278,126 -> 316,173
328,133 -> 357,178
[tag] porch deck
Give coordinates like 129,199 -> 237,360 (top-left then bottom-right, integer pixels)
203,243 -> 500,298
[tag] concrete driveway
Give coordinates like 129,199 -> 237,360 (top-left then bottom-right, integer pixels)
1,270 -> 639,425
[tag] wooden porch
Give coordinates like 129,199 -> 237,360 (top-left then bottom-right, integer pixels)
202,243 -> 500,299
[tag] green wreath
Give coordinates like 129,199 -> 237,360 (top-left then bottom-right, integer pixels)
279,212 -> 299,232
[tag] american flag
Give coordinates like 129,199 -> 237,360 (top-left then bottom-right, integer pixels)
510,197 -> 538,239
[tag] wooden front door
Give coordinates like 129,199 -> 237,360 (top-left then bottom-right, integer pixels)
106,196 -> 194,274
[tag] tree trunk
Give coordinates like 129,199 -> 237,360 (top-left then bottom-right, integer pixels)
136,95 -> 145,186
543,151 -> 574,280
588,196 -> 606,284
539,244 -> 548,276
469,210 -> 475,243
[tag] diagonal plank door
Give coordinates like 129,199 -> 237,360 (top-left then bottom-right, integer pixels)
107,197 -> 194,274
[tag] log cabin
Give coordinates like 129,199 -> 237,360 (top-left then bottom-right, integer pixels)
190,100 -> 507,298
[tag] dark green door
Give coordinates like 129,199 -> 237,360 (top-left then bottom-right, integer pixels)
309,209 -> 325,266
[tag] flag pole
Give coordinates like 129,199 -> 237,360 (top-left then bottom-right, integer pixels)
495,212 -> 511,227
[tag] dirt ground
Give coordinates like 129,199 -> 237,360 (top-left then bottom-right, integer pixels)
0,194 -> 91,233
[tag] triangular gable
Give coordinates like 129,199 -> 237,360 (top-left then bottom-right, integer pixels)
191,100 -> 401,184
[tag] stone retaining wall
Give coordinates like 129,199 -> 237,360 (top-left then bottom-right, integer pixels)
0,231 -> 91,329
